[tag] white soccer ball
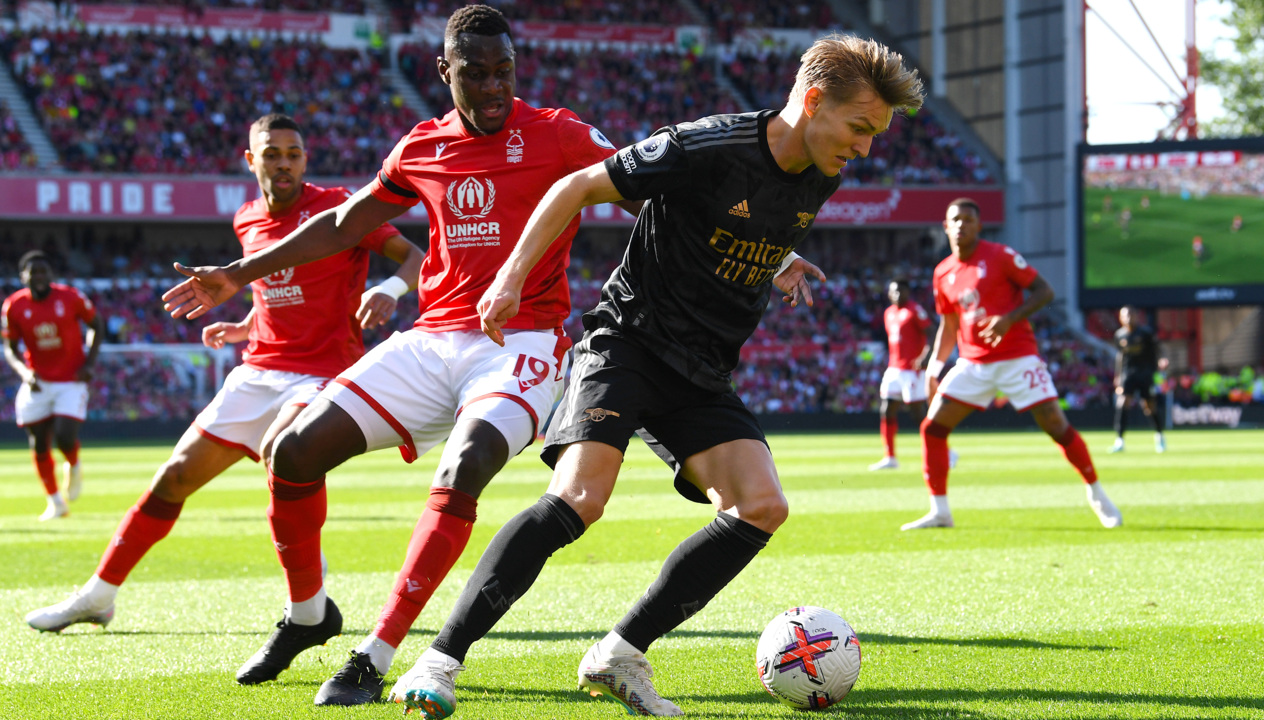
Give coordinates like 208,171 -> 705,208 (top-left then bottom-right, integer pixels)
755,606 -> 861,710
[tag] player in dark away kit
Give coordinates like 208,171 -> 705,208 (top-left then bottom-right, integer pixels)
1109,305 -> 1166,454
386,34 -> 925,718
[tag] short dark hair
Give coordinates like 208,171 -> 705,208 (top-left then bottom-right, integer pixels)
18,250 -> 49,272
250,113 -> 302,137
948,197 -> 981,216
445,4 -> 512,46
890,278 -> 910,290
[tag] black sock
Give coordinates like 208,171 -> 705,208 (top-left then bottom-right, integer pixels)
1114,402 -> 1128,438
615,513 -> 772,653
431,494 -> 585,662
1145,403 -> 1163,432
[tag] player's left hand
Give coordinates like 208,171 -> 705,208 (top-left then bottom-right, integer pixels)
477,278 -> 522,347
356,290 -> 398,329
976,314 -> 1015,347
773,258 -> 826,308
162,263 -> 242,320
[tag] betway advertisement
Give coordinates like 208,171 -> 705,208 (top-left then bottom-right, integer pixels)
0,176 -> 1003,226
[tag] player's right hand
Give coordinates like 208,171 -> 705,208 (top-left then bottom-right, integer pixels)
925,374 -> 939,400
202,320 -> 250,349
163,263 -> 241,320
477,280 -> 522,347
20,369 -> 41,392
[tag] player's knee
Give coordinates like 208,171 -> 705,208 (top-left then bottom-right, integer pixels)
151,458 -> 197,501
433,454 -> 498,498
738,489 -> 788,533
269,429 -> 322,484
920,416 -> 951,438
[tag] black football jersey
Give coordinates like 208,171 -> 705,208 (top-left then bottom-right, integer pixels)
588,111 -> 840,392
1115,325 -> 1158,378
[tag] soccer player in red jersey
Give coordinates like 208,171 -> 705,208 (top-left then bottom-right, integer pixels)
3,251 -> 104,521
901,198 -> 1122,530
160,7 -> 640,703
868,278 -> 948,471
24,113 -> 422,632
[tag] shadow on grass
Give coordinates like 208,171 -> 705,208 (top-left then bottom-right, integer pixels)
860,633 -> 1115,651
458,684 -> 1264,715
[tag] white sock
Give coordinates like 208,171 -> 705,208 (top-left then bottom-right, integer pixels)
82,575 -> 119,606
356,633 -> 397,674
931,495 -> 950,516
47,491 -> 67,506
1087,481 -> 1106,500
420,647 -> 460,666
286,586 -> 327,626
597,630 -> 642,660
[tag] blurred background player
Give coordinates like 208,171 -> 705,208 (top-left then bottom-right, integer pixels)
869,278 -> 958,470
3,250 -> 104,521
1109,305 -> 1166,453
23,113 -> 421,632
1192,235 -> 1205,267
903,198 -> 1122,531
160,6 -> 637,705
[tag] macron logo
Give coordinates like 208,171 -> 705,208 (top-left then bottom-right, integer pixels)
729,200 -> 750,218
405,579 -> 424,595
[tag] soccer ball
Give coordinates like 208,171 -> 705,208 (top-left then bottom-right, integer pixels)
755,606 -> 861,710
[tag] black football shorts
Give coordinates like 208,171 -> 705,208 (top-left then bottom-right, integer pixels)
541,329 -> 767,504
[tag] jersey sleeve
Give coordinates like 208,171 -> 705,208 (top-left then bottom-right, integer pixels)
369,130 -> 423,207
1001,246 -> 1038,289
1,296 -> 16,340
933,277 -> 954,316
914,303 -> 932,329
603,128 -> 694,201
556,111 -> 619,173
359,222 -> 404,254
74,289 -> 97,323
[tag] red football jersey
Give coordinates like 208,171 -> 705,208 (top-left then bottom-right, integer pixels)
234,183 -> 401,378
368,99 -> 619,332
884,302 -> 931,370
933,239 -> 1041,363
2,284 -> 97,382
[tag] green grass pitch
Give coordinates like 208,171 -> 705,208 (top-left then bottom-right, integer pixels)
2,428 -> 1262,719
1082,186 -> 1264,288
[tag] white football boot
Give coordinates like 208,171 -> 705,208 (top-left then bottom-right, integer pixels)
388,649 -> 464,718
65,461 -> 83,502
1107,438 -> 1125,454
1154,433 -> 1166,453
900,511 -> 954,530
577,639 -> 683,716
39,494 -> 69,522
1086,483 -> 1123,528
25,588 -> 114,632
867,456 -> 898,471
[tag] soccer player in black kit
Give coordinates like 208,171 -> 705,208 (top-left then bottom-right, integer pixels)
1110,305 -> 1167,453
385,35 -> 924,717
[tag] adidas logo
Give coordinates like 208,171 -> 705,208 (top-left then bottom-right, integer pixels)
728,199 -> 750,218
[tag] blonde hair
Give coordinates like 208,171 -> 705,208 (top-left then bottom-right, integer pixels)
791,34 -> 924,113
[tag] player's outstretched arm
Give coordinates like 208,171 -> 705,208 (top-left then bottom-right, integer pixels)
479,163 -> 625,346
773,255 -> 826,308
356,233 -> 425,329
164,188 -> 408,320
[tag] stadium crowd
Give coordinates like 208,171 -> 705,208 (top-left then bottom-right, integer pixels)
70,0 -> 368,10
0,99 -> 36,169
2,28 -> 416,175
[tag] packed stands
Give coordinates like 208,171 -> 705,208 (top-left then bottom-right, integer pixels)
0,100 -> 36,169
2,28 -> 416,175
696,0 -> 838,43
69,0 -> 367,12
398,41 -> 738,149
386,0 -> 694,35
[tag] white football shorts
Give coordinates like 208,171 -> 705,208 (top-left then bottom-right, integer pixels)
938,354 -> 1058,412
879,367 -> 928,403
193,365 -> 331,462
15,380 -> 90,426
320,328 -> 570,462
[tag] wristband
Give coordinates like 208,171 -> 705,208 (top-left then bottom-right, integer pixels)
927,359 -> 946,377
778,251 -> 801,274
363,275 -> 409,301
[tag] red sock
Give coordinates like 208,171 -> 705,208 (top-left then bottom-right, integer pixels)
373,487 -> 478,648
1055,426 -> 1098,484
96,491 -> 184,585
921,418 -> 952,495
267,471 -> 327,603
63,441 -> 80,467
880,417 -> 897,457
33,451 -> 57,495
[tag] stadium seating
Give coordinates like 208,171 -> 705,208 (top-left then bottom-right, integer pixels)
67,0 -> 367,13
386,0 -> 694,35
4,28 -> 417,174
0,100 -> 36,169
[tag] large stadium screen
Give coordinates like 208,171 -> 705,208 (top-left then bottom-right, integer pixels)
1077,137 -> 1264,308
